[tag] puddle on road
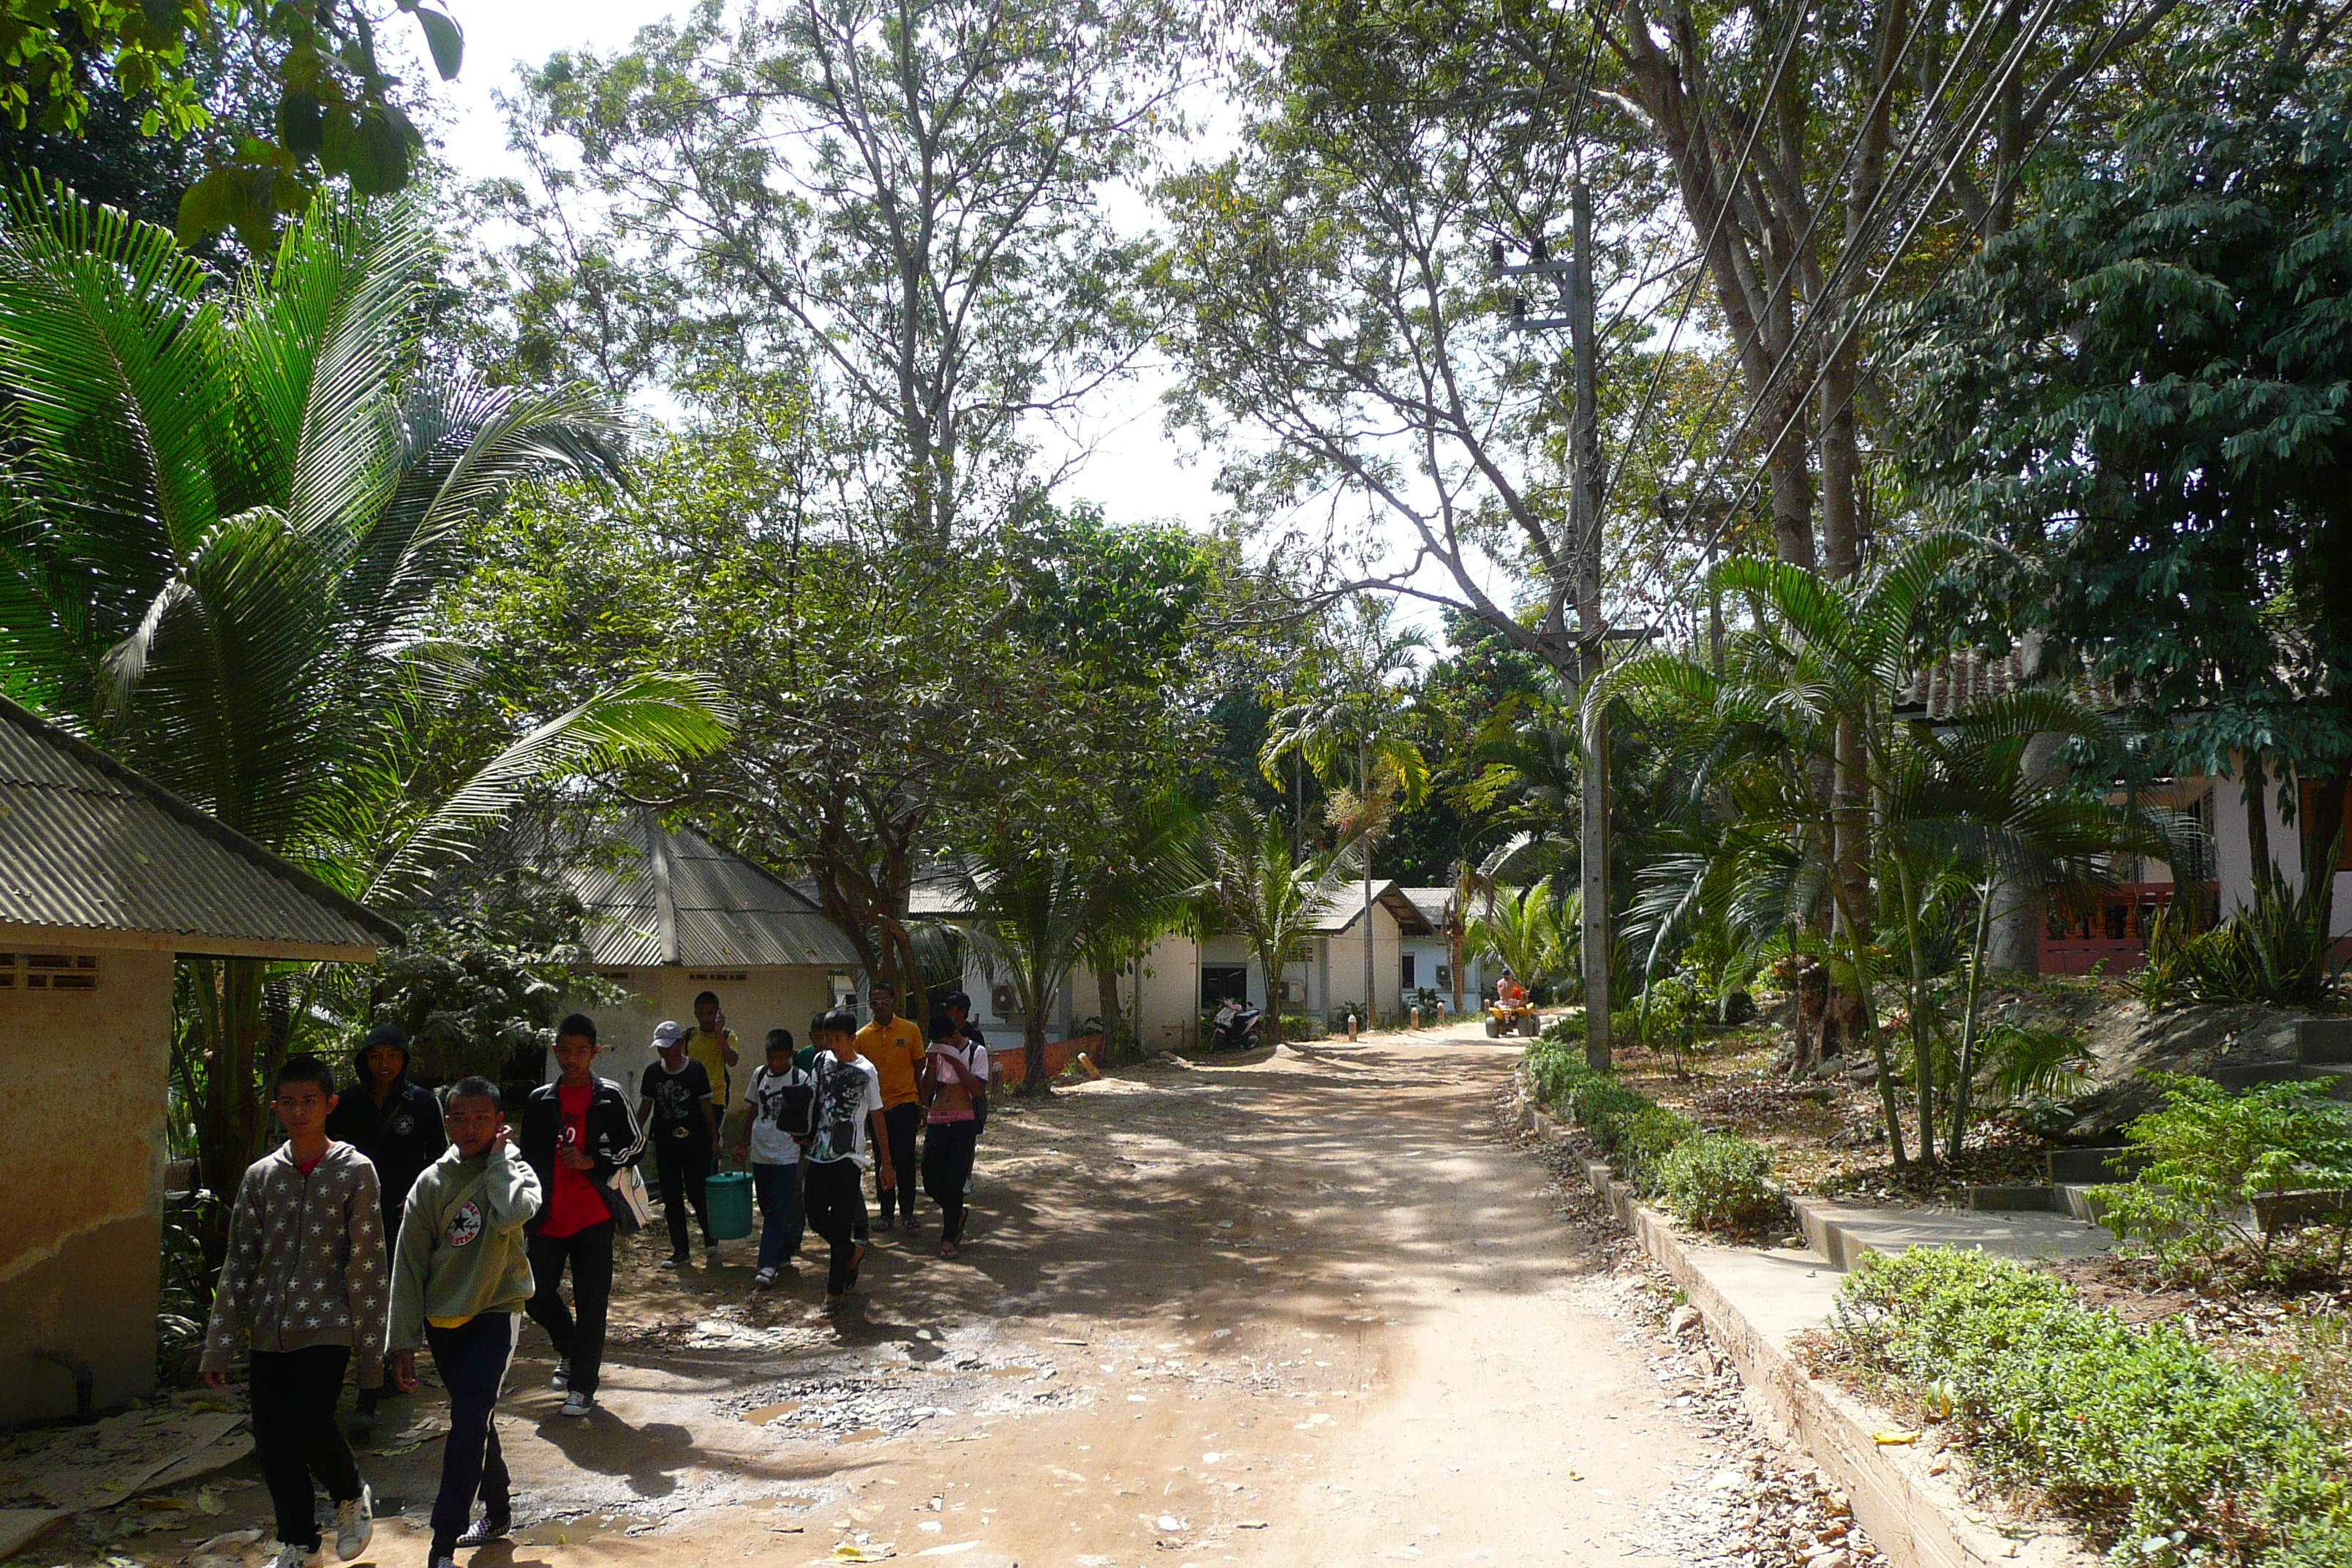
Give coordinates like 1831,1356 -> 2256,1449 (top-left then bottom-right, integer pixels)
516,1513 -> 660,1545
741,1400 -> 804,1425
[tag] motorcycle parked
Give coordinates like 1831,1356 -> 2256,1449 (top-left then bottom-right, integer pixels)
1210,998 -> 1264,1052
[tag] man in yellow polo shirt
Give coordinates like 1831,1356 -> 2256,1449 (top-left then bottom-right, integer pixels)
686,990 -> 741,1108
855,981 -> 926,1237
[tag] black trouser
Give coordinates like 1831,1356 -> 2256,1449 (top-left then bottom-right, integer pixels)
921,1120 -> 979,1243
249,1346 -> 363,1550
653,1131 -> 715,1254
802,1158 -> 867,1295
526,1221 -> 614,1395
423,1313 -> 516,1551
877,1102 -> 922,1224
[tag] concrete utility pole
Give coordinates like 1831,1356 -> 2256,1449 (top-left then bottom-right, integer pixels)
1569,184 -> 1610,1072
1498,181 -> 1612,1070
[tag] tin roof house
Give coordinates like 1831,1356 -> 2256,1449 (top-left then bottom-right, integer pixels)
549,813 -> 862,1104
0,696 -> 401,1427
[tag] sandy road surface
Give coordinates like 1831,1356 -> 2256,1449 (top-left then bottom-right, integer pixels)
83,1026 -> 1874,1568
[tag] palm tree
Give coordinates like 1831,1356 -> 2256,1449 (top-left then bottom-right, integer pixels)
1463,877 -> 1576,998
1259,598 -> 1428,1025
1073,796 -> 1207,1056
1199,801 -> 1365,1047
1880,692 -> 2166,1160
0,187 -> 726,1201
952,847 -> 1093,1096
1601,536 -> 2161,1172
1595,534 -> 1978,1170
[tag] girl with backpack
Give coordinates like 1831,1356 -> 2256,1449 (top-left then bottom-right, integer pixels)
736,1028 -> 816,1288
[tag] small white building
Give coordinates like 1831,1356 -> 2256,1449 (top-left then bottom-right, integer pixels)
0,697 -> 399,1426
553,814 -> 862,1102
916,879 -> 1442,1055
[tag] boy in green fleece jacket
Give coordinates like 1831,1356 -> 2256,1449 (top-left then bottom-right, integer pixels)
387,1077 -> 542,1568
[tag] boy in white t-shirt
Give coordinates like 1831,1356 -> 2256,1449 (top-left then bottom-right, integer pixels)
733,1029 -> 815,1288
803,1009 -> 894,1314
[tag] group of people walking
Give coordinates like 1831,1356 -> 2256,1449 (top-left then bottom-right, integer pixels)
198,983 -> 991,1568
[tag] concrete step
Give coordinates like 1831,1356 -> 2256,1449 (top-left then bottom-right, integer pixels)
2300,1017 -> 2352,1065
2206,1062 -> 2307,1093
2300,1063 -> 2352,1101
1786,1194 -> 2115,1273
2046,1145 -> 2138,1185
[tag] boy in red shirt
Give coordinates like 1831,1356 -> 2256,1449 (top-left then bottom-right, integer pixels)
517,1015 -> 645,1417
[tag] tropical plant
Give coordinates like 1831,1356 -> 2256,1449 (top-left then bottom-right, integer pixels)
1463,876 -> 1575,1000
950,846 -> 1091,1097
1597,536 -> 1979,1169
1600,538 -> 2160,1170
1071,796 -> 1208,1058
1877,690 -> 2166,1160
0,188 -> 726,1210
1261,596 -> 1430,1025
2138,870 -> 2346,1012
1199,802 -> 1365,1048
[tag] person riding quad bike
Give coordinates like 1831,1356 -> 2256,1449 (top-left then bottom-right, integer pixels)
1485,972 -> 1539,1038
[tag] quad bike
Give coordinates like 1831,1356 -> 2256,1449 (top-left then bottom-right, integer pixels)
1485,998 -> 1540,1038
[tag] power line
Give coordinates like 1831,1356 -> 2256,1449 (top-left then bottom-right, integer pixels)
1596,0 -> 2021,566
1641,0 -> 2144,617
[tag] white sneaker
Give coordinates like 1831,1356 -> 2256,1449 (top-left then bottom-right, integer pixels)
704,1242 -> 722,1265
274,1543 -> 323,1568
333,1485 -> 372,1562
753,1267 -> 778,1288
551,1357 -> 570,1392
559,1390 -> 595,1417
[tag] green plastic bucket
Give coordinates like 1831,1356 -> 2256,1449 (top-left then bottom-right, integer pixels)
704,1171 -> 754,1241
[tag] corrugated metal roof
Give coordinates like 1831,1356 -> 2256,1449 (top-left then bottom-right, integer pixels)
0,696 -> 402,958
557,813 -> 859,969
1309,880 -> 1436,937
1398,886 -> 1455,927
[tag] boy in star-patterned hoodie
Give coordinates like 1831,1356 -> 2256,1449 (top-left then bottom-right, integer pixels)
202,1055 -> 390,1568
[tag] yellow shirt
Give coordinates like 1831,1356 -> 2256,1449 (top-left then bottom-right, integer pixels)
856,1016 -> 926,1109
687,1027 -> 737,1105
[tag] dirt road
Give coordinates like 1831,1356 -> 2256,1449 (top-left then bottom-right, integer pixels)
96,1027 -> 1875,1568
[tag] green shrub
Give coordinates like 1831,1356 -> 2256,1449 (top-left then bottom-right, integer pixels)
1611,1103 -> 1697,1192
2092,1074 -> 2352,1284
1568,1077 -> 1651,1147
1539,1011 -> 1586,1044
1520,1036 -> 1597,1109
1831,1248 -> 2349,1565
1658,1134 -> 1781,1234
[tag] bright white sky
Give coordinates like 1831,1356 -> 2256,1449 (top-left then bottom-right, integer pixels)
429,0 -> 1231,536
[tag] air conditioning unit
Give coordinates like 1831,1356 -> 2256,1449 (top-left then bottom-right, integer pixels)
991,981 -> 1019,1017
1278,978 -> 1307,1005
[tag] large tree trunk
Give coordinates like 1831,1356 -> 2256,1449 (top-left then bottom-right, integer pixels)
2244,752 -> 2279,897
2307,774 -> 2348,947
1097,963 -> 1123,1052
1991,730 -> 2068,971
